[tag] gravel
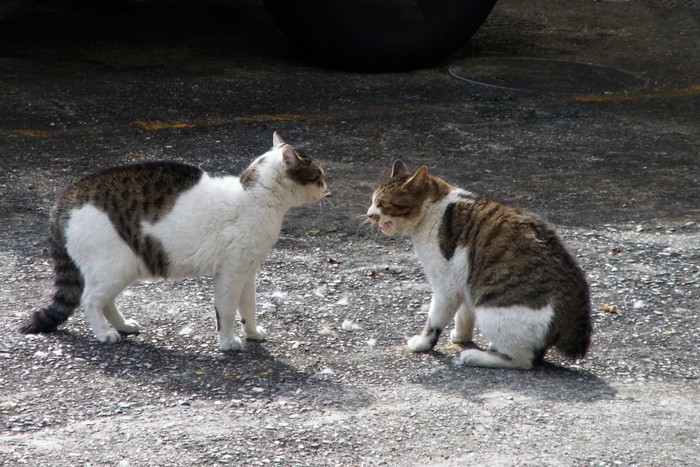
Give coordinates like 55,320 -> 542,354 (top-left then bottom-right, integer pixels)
2,221 -> 699,466
1,0 -> 699,465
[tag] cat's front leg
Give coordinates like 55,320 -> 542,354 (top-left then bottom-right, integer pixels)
239,275 -> 266,342
407,293 -> 460,352
450,303 -> 475,345
214,273 -> 245,351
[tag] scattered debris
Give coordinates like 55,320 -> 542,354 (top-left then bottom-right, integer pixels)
599,304 -> 620,314
341,319 -> 362,331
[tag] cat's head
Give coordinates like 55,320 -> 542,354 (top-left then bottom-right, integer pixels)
367,160 -> 450,236
241,132 -> 328,206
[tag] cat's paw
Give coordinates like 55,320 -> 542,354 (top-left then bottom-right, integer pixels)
459,349 -> 484,366
450,329 -> 472,345
459,348 -> 532,369
245,326 -> 267,342
96,330 -> 122,344
219,335 -> 244,351
407,335 -> 433,353
117,319 -> 140,335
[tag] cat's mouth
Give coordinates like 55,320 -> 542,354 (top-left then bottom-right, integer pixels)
379,220 -> 394,233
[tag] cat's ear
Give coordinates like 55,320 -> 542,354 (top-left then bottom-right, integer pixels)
403,166 -> 429,195
273,131 -> 286,148
282,145 -> 300,167
391,159 -> 409,178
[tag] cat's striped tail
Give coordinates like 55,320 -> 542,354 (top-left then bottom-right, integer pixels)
554,291 -> 593,360
18,223 -> 84,334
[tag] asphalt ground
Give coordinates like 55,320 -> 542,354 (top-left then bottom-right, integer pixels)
0,1 -> 699,466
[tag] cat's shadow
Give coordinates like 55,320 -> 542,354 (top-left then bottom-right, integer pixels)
412,350 -> 617,404
56,331 -> 372,408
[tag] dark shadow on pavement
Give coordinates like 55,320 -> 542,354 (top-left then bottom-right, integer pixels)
411,350 -> 617,403
51,328 -> 374,409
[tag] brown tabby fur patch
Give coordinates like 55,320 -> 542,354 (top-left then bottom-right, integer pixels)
54,162 -> 203,276
240,156 -> 264,190
286,149 -> 325,187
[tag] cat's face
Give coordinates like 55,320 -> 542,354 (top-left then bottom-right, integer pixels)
241,132 -> 328,206
282,146 -> 328,204
367,160 -> 430,236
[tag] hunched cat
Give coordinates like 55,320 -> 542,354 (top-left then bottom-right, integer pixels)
19,132 -> 328,351
367,160 -> 592,369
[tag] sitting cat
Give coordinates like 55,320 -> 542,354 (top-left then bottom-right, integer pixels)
367,160 -> 592,369
19,132 -> 328,351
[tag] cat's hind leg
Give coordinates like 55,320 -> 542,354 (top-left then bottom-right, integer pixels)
66,205 -> 138,343
82,285 -> 123,344
81,267 -> 138,343
104,299 -> 140,335
459,304 -> 553,370
407,294 -> 460,352
459,348 -> 535,370
450,303 -> 475,345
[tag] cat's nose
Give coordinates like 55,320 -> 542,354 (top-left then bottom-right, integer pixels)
367,205 -> 380,222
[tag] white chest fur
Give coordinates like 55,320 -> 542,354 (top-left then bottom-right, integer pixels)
410,195 -> 472,305
143,174 -> 285,277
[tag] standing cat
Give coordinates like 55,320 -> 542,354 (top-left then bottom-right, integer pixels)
19,132 -> 328,351
367,160 -> 592,369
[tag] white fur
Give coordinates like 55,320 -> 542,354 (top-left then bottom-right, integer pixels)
459,305 -> 554,369
65,141 -> 326,349
370,189 -> 552,369
66,205 -> 148,343
406,335 -> 433,352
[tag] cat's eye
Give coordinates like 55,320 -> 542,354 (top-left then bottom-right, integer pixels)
378,201 -> 409,214
308,174 -> 325,186
387,202 -> 409,211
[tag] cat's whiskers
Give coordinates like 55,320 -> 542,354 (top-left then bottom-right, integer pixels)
354,213 -> 382,237
316,191 -> 334,211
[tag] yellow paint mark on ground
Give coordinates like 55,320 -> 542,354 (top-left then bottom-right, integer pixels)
245,113 -> 306,122
574,84 -> 700,102
233,113 -> 335,123
134,113 -> 333,130
135,120 -> 196,130
10,129 -> 50,138
444,342 -> 464,351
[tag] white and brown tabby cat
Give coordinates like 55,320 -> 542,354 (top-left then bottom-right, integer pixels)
19,132 -> 328,351
367,160 -> 592,369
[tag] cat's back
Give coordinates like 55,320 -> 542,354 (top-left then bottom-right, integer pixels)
442,193 -> 588,305
49,162 -> 207,277
55,161 -> 204,222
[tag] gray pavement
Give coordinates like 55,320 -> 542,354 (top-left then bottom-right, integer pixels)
1,1 -> 699,466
